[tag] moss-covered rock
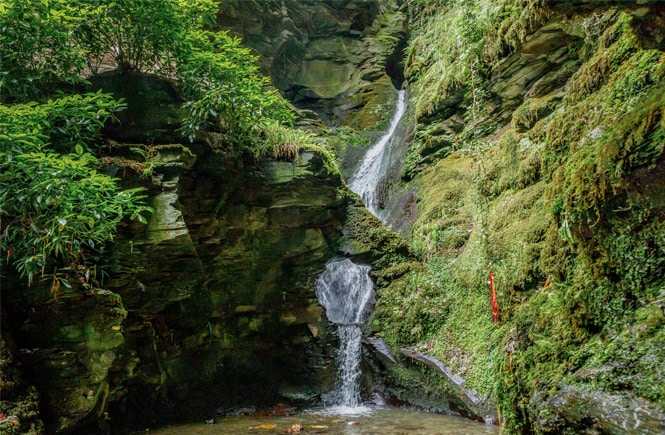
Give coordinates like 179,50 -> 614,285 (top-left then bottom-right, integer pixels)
383,2 -> 665,433
1,132 -> 353,432
0,334 -> 44,435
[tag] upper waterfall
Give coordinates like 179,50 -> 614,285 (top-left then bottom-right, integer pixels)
349,90 -> 407,218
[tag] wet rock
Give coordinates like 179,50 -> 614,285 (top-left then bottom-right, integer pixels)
365,336 -> 400,366
398,349 -> 496,422
534,385 -> 665,434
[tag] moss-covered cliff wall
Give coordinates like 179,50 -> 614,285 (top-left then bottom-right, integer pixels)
372,0 -> 665,433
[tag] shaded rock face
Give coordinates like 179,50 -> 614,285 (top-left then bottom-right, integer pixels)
92,71 -> 184,144
100,145 -> 347,430
1,71 -> 351,431
1,284 -> 129,432
216,0 -> 406,127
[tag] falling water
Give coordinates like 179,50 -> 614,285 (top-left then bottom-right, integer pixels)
315,258 -> 375,412
313,90 -> 405,414
349,89 -> 407,218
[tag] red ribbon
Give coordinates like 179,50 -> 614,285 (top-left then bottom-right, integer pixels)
489,270 -> 499,324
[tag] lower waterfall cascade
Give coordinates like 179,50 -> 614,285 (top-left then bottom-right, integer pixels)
315,258 -> 375,413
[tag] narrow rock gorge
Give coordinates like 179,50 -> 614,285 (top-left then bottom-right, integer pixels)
2,1 -> 665,434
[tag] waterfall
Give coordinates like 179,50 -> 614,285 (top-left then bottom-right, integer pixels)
349,89 -> 407,218
315,258 -> 375,412
312,90 -> 405,414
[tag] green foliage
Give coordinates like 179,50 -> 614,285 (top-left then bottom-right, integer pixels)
1,91 -> 125,154
0,96 -> 151,287
259,120 -> 340,174
2,0 -> 296,156
261,120 -> 304,160
70,0 -> 297,149
75,0 -> 216,75
177,29 -> 294,146
0,0 -> 88,102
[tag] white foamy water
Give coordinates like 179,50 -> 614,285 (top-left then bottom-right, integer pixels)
315,258 -> 375,325
315,258 -> 375,410
349,89 -> 407,217
310,403 -> 374,417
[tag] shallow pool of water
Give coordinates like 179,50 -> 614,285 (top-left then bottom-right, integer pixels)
144,407 -> 499,434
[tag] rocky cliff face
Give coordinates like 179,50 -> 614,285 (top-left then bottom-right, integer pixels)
1,72 -> 353,433
217,0 -> 407,129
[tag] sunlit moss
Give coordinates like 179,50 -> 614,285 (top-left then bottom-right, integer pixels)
384,3 -> 665,432
405,0 -> 549,120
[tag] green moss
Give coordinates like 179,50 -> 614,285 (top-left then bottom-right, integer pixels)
578,304 -> 665,408
406,0 -> 548,120
385,5 -> 665,432
343,76 -> 398,132
487,9 -> 665,430
567,12 -> 639,102
343,199 -> 412,269
381,361 -> 467,412
511,94 -> 560,133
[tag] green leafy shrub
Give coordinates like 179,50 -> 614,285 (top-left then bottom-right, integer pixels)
177,30 -> 294,146
75,0 -> 217,74
0,96 -> 151,287
0,0 -> 88,102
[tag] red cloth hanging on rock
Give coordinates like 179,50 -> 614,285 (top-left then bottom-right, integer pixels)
489,270 -> 499,324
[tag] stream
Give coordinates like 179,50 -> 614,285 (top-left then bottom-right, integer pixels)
143,407 -> 498,434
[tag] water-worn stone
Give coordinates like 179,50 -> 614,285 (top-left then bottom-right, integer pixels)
397,349 -> 496,422
533,385 -> 665,434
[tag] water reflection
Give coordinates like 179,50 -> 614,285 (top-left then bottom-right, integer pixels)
143,407 -> 499,434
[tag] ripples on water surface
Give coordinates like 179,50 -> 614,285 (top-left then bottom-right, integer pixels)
144,407 -> 499,434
